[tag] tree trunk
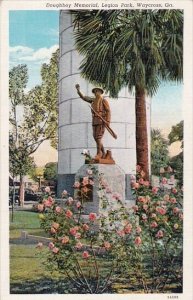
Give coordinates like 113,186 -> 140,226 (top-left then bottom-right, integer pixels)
135,86 -> 149,180
19,175 -> 25,207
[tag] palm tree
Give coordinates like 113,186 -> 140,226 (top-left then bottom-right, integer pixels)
72,10 -> 183,179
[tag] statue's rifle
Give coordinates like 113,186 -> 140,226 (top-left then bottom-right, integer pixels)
88,104 -> 117,139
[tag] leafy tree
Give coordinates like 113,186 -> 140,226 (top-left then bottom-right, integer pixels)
151,129 -> 169,176
9,49 -> 59,206
168,121 -> 183,186
72,10 -> 183,179
43,162 -> 57,181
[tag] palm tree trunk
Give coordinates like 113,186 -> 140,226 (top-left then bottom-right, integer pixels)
135,86 -> 149,180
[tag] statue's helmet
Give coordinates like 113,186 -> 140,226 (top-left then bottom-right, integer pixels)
92,87 -> 104,94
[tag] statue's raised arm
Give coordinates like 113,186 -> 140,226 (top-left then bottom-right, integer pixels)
75,84 -> 93,103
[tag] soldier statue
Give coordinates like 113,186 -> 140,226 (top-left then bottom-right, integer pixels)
75,84 -> 116,162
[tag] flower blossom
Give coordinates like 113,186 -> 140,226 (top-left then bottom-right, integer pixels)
174,223 -> 179,229
75,242 -> 83,249
156,207 -> 167,215
89,213 -> 97,222
66,209 -> 73,218
69,228 -> 77,236
82,251 -> 90,259
163,194 -> 170,201
82,149 -> 89,155
170,197 -> 177,204
136,226 -> 142,234
161,177 -> 168,185
156,230 -> 164,238
124,223 -> 132,234
44,196 -> 54,207
45,186 -> 50,193
138,196 -> 146,203
143,181 -> 150,187
52,247 -> 59,254
172,188 -> 178,194
150,221 -> 158,228
179,213 -> 183,220
87,169 -> 93,175
82,223 -> 89,231
152,187 -> 159,194
143,205 -> 148,211
136,165 -> 141,172
135,236 -> 142,246
76,201 -> 81,209
82,177 -> 89,186
112,193 -> 122,201
52,222 -> 60,230
55,206 -> 62,213
173,207 -> 180,214
62,190 -> 68,197
67,197 -> 74,205
89,179 -> 94,185
75,232 -> 81,239
36,242 -> 43,249
73,181 -> 80,189
132,205 -> 139,212
104,241 -> 111,250
61,236 -> 70,244
37,204 -> 44,212
138,178 -> 144,185
48,242 -> 55,249
132,182 -> 140,189
117,230 -> 125,237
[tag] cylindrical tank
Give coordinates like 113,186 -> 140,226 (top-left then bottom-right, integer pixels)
58,11 -> 151,198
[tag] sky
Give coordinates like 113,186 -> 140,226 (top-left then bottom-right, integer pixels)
9,10 -> 183,165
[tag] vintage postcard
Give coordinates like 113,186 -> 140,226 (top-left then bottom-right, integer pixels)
0,0 -> 192,299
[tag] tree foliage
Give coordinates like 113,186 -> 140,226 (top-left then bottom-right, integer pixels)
168,120 -> 183,148
9,49 -> 59,204
43,162 -> 57,181
72,10 -> 183,98
151,129 -> 170,176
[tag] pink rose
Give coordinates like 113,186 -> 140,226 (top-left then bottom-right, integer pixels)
36,242 -> 43,249
152,187 -> 159,194
61,236 -> 69,244
52,222 -> 60,230
136,165 -> 141,172
138,178 -> 144,184
150,221 -> 158,228
130,175 -> 136,180
117,230 -> 125,237
156,230 -> 164,238
173,207 -> 179,214
82,223 -> 89,231
52,247 -> 59,254
106,187 -> 112,193
75,232 -> 81,239
69,227 -> 77,236
156,207 -> 167,215
76,201 -> 81,209
124,224 -> 132,234
50,227 -> 56,234
138,196 -> 146,203
62,190 -> 68,197
141,214 -> 147,221
143,181 -> 150,187
143,205 -> 148,211
87,169 -> 93,175
170,197 -> 177,204
48,242 -> 55,249
132,182 -> 140,189
172,188 -> 177,194
45,186 -> 50,193
89,179 -> 94,185
140,170 -> 146,178
66,209 -> 73,218
67,197 -> 74,205
132,205 -> 139,212
82,177 -> 89,186
73,181 -> 80,189
37,204 -> 44,212
44,196 -> 54,207
161,177 -> 168,185
82,251 -> 90,259
112,193 -> 122,201
164,194 -> 170,201
104,241 -> 111,250
134,236 -> 142,246
151,213 -> 157,218
136,226 -> 142,234
89,213 -> 97,222
75,242 -> 83,249
55,206 -> 62,213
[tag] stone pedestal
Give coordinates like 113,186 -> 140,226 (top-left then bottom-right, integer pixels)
74,164 -> 126,215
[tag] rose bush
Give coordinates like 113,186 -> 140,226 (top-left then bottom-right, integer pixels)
37,163 -> 183,293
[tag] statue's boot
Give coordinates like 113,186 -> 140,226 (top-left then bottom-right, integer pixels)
104,150 -> 113,160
